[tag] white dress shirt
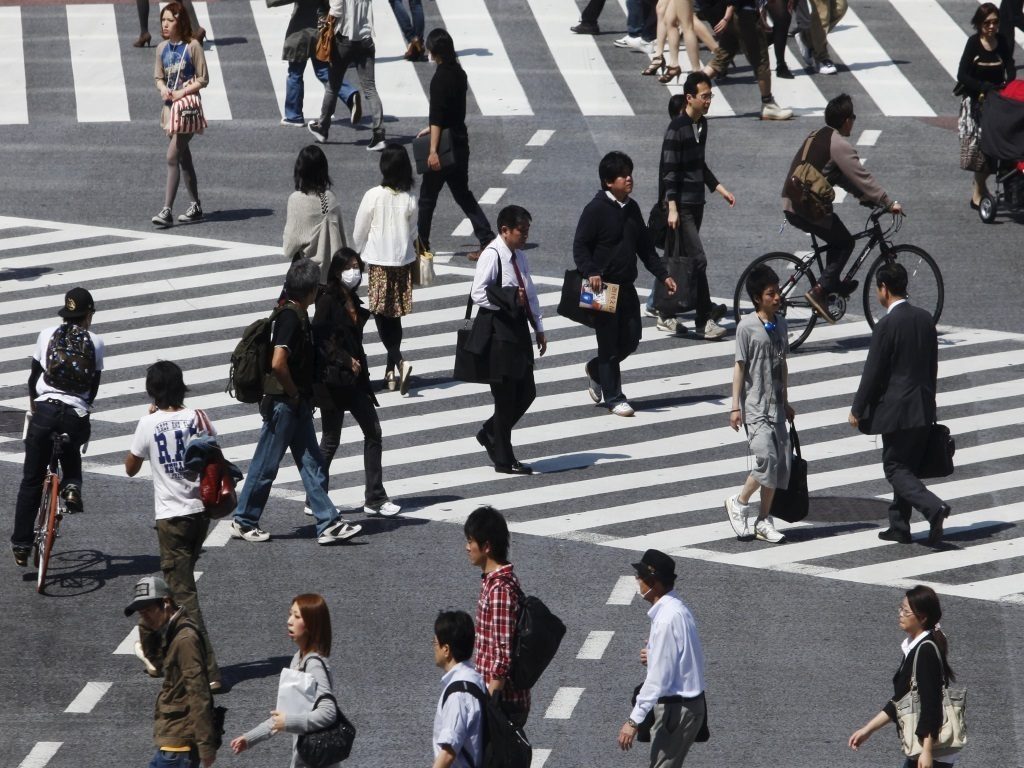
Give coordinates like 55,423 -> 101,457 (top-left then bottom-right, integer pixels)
434,662 -> 485,768
887,298 -> 907,315
470,236 -> 545,334
629,590 -> 706,723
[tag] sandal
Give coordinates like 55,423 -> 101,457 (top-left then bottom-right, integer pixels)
642,56 -> 665,76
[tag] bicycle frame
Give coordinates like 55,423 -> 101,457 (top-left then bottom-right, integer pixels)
803,210 -> 894,287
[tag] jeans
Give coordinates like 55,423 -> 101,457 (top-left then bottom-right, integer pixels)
388,0 -> 424,43
626,0 -> 644,36
148,749 -> 199,768
784,210 -> 855,294
417,145 -> 495,250
587,285 -> 642,407
318,388 -> 387,507
12,400 -> 90,547
233,398 -> 338,536
317,37 -> 383,134
285,58 -> 356,122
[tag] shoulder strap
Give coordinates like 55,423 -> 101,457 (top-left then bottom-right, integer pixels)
799,129 -> 819,163
464,294 -> 474,321
908,638 -> 941,688
788,419 -> 801,459
442,679 -> 487,707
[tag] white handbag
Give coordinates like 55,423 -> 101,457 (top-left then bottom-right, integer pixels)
276,666 -> 317,716
892,640 -> 967,757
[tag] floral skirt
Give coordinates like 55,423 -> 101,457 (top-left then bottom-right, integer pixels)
367,263 -> 413,317
958,96 -> 987,172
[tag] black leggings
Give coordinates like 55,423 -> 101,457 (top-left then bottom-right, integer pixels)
165,134 -> 199,209
373,314 -> 403,371
766,0 -> 792,65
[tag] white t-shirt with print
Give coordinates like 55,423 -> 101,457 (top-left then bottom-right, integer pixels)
33,324 -> 106,415
130,408 -> 214,520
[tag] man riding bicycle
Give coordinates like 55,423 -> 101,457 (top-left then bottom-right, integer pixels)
781,93 -> 903,322
11,287 -> 104,567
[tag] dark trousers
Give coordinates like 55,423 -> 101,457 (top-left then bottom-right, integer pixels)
12,400 -> 90,547
587,284 -> 642,407
139,514 -> 220,684
882,427 -> 944,536
581,0 -> 606,23
785,210 -> 855,294
319,388 -> 387,506
374,314 -> 404,371
318,36 -> 383,133
484,372 -> 537,467
417,148 -> 494,251
674,205 -> 713,324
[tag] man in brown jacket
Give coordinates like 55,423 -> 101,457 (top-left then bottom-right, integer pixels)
781,93 -> 903,322
125,576 -> 219,768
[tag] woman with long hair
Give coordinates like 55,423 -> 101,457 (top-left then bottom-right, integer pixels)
352,144 -> 417,395
849,586 -> 962,768
416,28 -> 495,262
283,145 -> 348,285
231,594 -> 345,765
152,2 -> 208,228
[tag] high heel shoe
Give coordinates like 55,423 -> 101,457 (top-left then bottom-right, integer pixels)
132,31 -> 152,48
658,65 -> 682,84
642,56 -> 665,76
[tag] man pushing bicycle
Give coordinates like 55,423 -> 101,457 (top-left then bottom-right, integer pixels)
781,93 -> 903,323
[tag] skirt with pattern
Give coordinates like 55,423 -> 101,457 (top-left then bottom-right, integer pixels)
367,263 -> 413,317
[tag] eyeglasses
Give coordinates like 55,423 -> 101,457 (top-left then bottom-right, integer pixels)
698,92 -> 714,101
982,17 -> 999,26
898,606 -> 915,617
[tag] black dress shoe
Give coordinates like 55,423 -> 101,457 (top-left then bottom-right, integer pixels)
495,461 -> 533,475
928,504 -> 951,545
970,199 -> 980,211
878,528 -> 912,544
476,429 -> 497,464
570,21 -> 600,34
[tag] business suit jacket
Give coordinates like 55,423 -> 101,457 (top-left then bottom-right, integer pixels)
851,301 -> 937,435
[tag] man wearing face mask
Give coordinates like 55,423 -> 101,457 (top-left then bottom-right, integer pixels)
619,549 -> 708,768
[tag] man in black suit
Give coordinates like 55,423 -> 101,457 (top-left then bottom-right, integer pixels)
849,263 -> 950,545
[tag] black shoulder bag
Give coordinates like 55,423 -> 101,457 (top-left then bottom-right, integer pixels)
296,657 -> 357,766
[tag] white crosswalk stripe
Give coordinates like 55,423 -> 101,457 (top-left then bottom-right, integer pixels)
3,217 -> 1024,604
1,0 -> 996,123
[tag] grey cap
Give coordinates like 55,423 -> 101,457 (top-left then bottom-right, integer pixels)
124,575 -> 171,616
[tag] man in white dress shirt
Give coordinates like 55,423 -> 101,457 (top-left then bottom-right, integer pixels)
619,549 -> 708,768
432,610 -> 485,768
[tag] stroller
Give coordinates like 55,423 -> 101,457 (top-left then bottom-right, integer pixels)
978,79 -> 1024,223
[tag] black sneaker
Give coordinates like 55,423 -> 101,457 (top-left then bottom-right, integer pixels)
838,279 -> 859,297
12,546 -> 30,567
570,21 -> 600,34
307,120 -> 328,143
367,129 -> 386,152
62,484 -> 83,514
151,207 -> 172,228
177,202 -> 203,223
776,61 -> 794,79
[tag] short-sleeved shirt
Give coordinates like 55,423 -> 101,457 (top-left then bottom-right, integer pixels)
434,662 -> 485,768
272,303 -> 314,395
735,313 -> 788,426
33,324 -> 105,415
130,408 -> 209,520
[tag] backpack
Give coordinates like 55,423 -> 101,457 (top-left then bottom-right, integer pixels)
226,305 -> 292,403
509,588 -> 566,691
43,324 -> 96,393
442,680 -> 531,768
786,127 -> 835,220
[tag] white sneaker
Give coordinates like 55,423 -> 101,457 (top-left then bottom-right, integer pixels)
725,494 -> 750,538
701,319 -> 727,340
644,305 -> 659,318
365,501 -> 401,517
754,516 -> 786,543
656,316 -> 678,333
614,35 -> 646,52
817,58 -> 837,75
611,401 -> 635,417
586,365 -> 602,403
761,101 -> 794,121
134,641 -> 160,677
230,520 -> 270,542
303,506 -> 314,517
317,519 -> 363,544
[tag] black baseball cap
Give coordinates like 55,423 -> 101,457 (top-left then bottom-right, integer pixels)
631,549 -> 677,585
58,287 -> 96,319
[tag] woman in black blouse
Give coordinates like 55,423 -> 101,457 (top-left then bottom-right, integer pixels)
848,585 -> 960,768
957,2 -> 1016,209
415,28 -> 495,261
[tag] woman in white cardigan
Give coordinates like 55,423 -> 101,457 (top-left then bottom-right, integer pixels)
352,144 -> 417,395
283,145 -> 348,285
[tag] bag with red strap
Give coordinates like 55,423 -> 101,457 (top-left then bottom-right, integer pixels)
190,410 -> 240,519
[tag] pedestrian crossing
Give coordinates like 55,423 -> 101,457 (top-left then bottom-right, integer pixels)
3,216 -> 1024,604
0,0 -> 1015,125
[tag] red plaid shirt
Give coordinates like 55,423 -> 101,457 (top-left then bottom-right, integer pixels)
474,564 -> 530,713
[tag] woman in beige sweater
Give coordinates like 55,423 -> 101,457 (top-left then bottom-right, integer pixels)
283,145 -> 348,286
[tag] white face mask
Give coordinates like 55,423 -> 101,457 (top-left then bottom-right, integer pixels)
341,268 -> 361,290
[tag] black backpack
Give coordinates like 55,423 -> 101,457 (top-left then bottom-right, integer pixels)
226,305 -> 291,403
509,588 -> 566,690
442,680 -> 531,768
43,324 -> 96,393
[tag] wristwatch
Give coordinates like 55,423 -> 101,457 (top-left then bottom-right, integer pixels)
626,719 -> 639,729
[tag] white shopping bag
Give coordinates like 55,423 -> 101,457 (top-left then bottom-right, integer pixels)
276,667 -> 317,715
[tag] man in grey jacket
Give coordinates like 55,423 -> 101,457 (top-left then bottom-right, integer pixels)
781,93 -> 903,322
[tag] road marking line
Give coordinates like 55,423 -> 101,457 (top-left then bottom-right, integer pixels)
205,519 -> 234,547
478,187 -> 507,205
888,0 -> 965,80
0,7 -> 28,124
503,159 -> 531,175
67,4 -> 130,122
767,48 -> 826,117
190,2 -> 231,120
18,742 -> 62,768
113,625 -> 139,655
576,630 -> 614,659
65,682 -> 113,713
526,130 -> 555,146
451,218 -> 474,237
371,0 -> 430,116
606,575 -> 636,605
544,687 -> 585,719
830,536 -> 1024,584
531,749 -> 551,767
834,187 -> 848,204
857,129 -> 881,146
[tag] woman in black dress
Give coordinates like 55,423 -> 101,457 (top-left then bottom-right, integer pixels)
848,585 -> 962,768
415,28 -> 495,261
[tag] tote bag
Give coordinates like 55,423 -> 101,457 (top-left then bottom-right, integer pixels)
771,420 -> 809,523
892,640 -> 967,757
276,667 -> 317,716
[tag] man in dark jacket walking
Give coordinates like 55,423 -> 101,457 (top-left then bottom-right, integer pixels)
573,152 -> 676,417
849,263 -> 950,546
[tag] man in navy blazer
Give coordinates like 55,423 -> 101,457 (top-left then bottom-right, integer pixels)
849,263 -> 950,545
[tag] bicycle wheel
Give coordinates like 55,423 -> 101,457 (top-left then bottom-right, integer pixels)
34,474 -> 60,593
733,252 -> 818,351
863,245 -> 944,329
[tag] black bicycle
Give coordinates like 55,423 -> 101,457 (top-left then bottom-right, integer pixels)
33,432 -> 70,594
732,207 -> 944,351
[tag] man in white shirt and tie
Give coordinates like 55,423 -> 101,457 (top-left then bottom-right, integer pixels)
619,549 -> 708,767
